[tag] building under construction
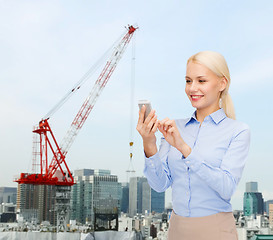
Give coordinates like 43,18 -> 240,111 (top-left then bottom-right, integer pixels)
17,184 -> 57,225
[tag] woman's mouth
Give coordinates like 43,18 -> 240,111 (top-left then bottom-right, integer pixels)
191,95 -> 204,101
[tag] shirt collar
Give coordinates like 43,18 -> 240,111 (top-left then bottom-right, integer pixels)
185,111 -> 198,125
185,108 -> 227,126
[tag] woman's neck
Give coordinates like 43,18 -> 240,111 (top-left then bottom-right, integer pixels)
196,105 -> 220,124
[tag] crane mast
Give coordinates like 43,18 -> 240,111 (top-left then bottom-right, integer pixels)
15,25 -> 137,186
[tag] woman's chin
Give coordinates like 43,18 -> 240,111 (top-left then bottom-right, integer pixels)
191,102 -> 203,109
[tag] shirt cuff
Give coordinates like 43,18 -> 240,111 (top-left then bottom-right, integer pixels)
183,147 -> 203,172
144,151 -> 161,170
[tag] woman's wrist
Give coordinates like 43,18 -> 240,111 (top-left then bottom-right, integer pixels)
177,140 -> 191,158
143,141 -> 157,158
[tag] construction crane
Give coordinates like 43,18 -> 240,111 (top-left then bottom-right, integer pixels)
15,25 -> 137,187
15,25 -> 137,231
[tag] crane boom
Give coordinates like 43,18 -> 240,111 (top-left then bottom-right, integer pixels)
15,25 -> 137,186
47,25 -> 137,179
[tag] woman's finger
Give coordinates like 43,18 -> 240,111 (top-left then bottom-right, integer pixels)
163,123 -> 172,131
159,118 -> 170,131
144,109 -> 155,125
167,126 -> 176,134
158,122 -> 170,132
165,119 -> 175,126
159,118 -> 169,126
137,105 -> 146,125
151,120 -> 159,133
147,114 -> 157,131
157,124 -> 164,134
159,126 -> 168,139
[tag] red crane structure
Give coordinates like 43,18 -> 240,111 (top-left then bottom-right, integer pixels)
15,25 -> 137,187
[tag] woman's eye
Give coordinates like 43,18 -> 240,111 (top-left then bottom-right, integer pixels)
199,80 -> 206,83
186,79 -> 191,83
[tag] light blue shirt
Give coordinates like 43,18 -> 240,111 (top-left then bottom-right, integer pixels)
144,108 -> 251,217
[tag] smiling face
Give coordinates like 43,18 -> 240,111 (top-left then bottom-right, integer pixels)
185,60 -> 227,114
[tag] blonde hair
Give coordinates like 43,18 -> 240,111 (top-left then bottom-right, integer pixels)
187,51 -> 236,120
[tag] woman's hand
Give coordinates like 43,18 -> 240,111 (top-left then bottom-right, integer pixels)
158,118 -> 191,157
136,105 -> 159,157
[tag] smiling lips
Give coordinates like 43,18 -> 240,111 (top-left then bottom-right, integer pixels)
191,95 -> 204,101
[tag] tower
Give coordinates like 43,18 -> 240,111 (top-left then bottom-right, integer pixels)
243,181 -> 264,216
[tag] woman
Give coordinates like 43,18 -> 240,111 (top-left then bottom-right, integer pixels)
136,51 -> 250,240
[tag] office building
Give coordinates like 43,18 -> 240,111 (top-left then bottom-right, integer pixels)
129,177 -> 165,217
269,204 -> 273,227
246,182 -> 258,192
151,189 -> 165,213
74,169 -> 94,177
243,182 -> 264,216
0,187 -> 17,204
121,182 -> 129,213
70,169 -> 122,224
264,200 -> 273,215
129,177 -> 150,217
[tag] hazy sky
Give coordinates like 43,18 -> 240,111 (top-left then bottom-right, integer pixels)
1,0 -> 273,210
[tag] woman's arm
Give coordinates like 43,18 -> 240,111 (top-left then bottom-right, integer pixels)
158,118 -> 192,158
184,126 -> 251,200
136,106 -> 172,192
143,137 -> 173,192
158,117 -> 251,200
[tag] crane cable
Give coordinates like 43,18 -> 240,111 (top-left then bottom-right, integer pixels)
127,32 -> 136,180
43,30 -> 127,120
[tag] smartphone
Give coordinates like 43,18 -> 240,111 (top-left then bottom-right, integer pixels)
138,100 -> 152,121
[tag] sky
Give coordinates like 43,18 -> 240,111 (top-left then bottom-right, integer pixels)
1,0 -> 273,210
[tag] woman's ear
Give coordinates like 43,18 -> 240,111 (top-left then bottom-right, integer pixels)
219,77 -> 228,92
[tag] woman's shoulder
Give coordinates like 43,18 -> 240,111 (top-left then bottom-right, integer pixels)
224,117 -> 250,131
174,115 -> 250,136
223,117 -> 250,139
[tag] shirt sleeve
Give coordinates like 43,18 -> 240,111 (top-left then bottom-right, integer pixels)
143,137 -> 173,192
184,125 -> 251,201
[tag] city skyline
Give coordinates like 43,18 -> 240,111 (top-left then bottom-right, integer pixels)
1,1 -> 273,211
2,168 -> 273,211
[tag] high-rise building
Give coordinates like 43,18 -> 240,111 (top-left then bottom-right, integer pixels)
74,169 -> 94,177
246,182 -> 258,192
70,169 -> 122,224
243,182 -> 264,216
269,204 -> 273,227
151,189 -> 165,213
264,200 -> 273,215
0,187 -> 17,204
121,183 -> 129,213
129,177 -> 165,217
129,177 -> 150,217
17,184 -> 56,224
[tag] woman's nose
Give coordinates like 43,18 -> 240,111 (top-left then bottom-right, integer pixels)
190,81 -> 199,92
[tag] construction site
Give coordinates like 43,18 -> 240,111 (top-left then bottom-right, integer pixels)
6,25 -> 143,240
